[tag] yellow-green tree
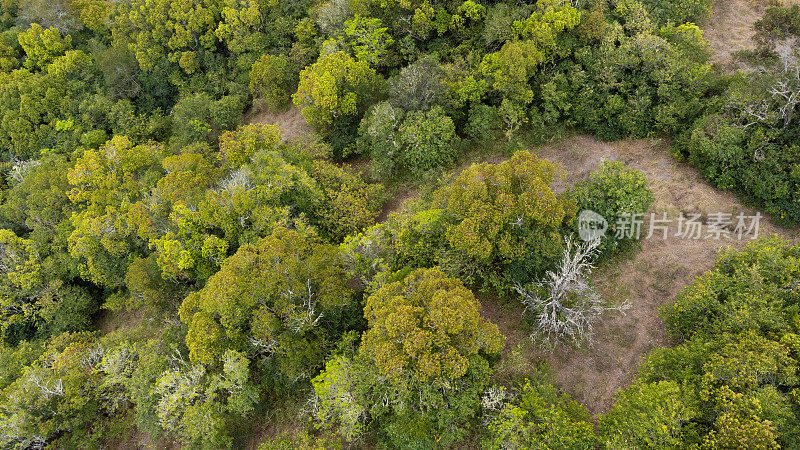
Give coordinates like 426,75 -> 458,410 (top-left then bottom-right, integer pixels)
361,266 -> 504,383
293,51 -> 381,146
433,151 -> 575,291
179,227 -> 353,379
66,135 -> 166,288
480,0 -> 580,105
313,267 -> 504,446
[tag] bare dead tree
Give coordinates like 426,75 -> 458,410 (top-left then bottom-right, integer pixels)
516,237 -> 629,348
283,279 -> 323,333
729,48 -> 800,131
769,49 -> 800,128
727,96 -> 777,130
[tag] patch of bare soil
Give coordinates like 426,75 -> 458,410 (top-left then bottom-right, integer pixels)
95,307 -> 144,335
479,135 -> 800,415
243,103 -> 311,142
701,0 -> 800,66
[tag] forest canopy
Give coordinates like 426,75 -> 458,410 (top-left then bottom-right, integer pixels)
0,0 -> 799,448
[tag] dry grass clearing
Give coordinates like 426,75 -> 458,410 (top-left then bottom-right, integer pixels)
701,0 -> 800,67
243,103 -> 311,142
478,136 -> 800,415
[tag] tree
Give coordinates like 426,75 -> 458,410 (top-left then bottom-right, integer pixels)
314,267 -> 504,446
311,355 -> 370,441
66,135 -> 166,288
0,332 -> 130,448
15,0 -> 82,32
215,0 -> 296,71
17,23 -> 71,71
388,55 -> 446,111
639,0 -> 714,25
292,51 -> 381,151
600,381 -> 697,448
571,160 -> 654,258
179,227 -> 354,379
360,103 -> 459,178
480,0 -> 580,105
119,0 -> 223,77
703,387 -> 780,449
356,100 -> 403,165
484,378 -> 598,449
395,106 -> 458,177
630,238 -> 800,447
661,237 -> 800,340
324,15 -> 394,67
217,122 -> 281,170
249,54 -> 296,111
170,93 -> 248,149
308,160 -> 386,241
0,49 -> 100,158
361,266 -> 504,383
433,151 -> 576,292
152,349 -> 258,449
195,144 -> 322,250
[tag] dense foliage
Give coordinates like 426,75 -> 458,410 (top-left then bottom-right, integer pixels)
605,238 -> 800,448
1,0 -> 799,447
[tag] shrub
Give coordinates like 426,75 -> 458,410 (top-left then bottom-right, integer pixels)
571,160 -> 654,258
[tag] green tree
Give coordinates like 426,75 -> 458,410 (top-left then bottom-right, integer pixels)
600,381 -> 697,448
119,0 -> 223,77
292,51 -> 381,153
217,122 -> 281,170
485,378 -> 598,449
326,14 -> 394,67
571,160 -> 654,258
66,135 -> 166,288
480,0 -> 580,105
0,332 -> 129,448
360,103 -> 459,178
179,227 -> 354,379
152,349 -> 258,449
308,160 -> 386,241
388,55 -> 446,111
17,23 -> 71,71
433,151 -> 576,291
249,54 -> 296,110
314,267 -> 504,446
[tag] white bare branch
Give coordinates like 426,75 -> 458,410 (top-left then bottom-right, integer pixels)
516,237 -> 629,348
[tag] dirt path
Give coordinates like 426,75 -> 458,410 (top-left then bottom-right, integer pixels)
477,135 -> 800,415
243,103 -> 311,142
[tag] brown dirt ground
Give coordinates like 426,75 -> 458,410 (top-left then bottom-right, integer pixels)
478,135 -> 800,415
701,0 -> 800,66
243,102 -> 311,142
